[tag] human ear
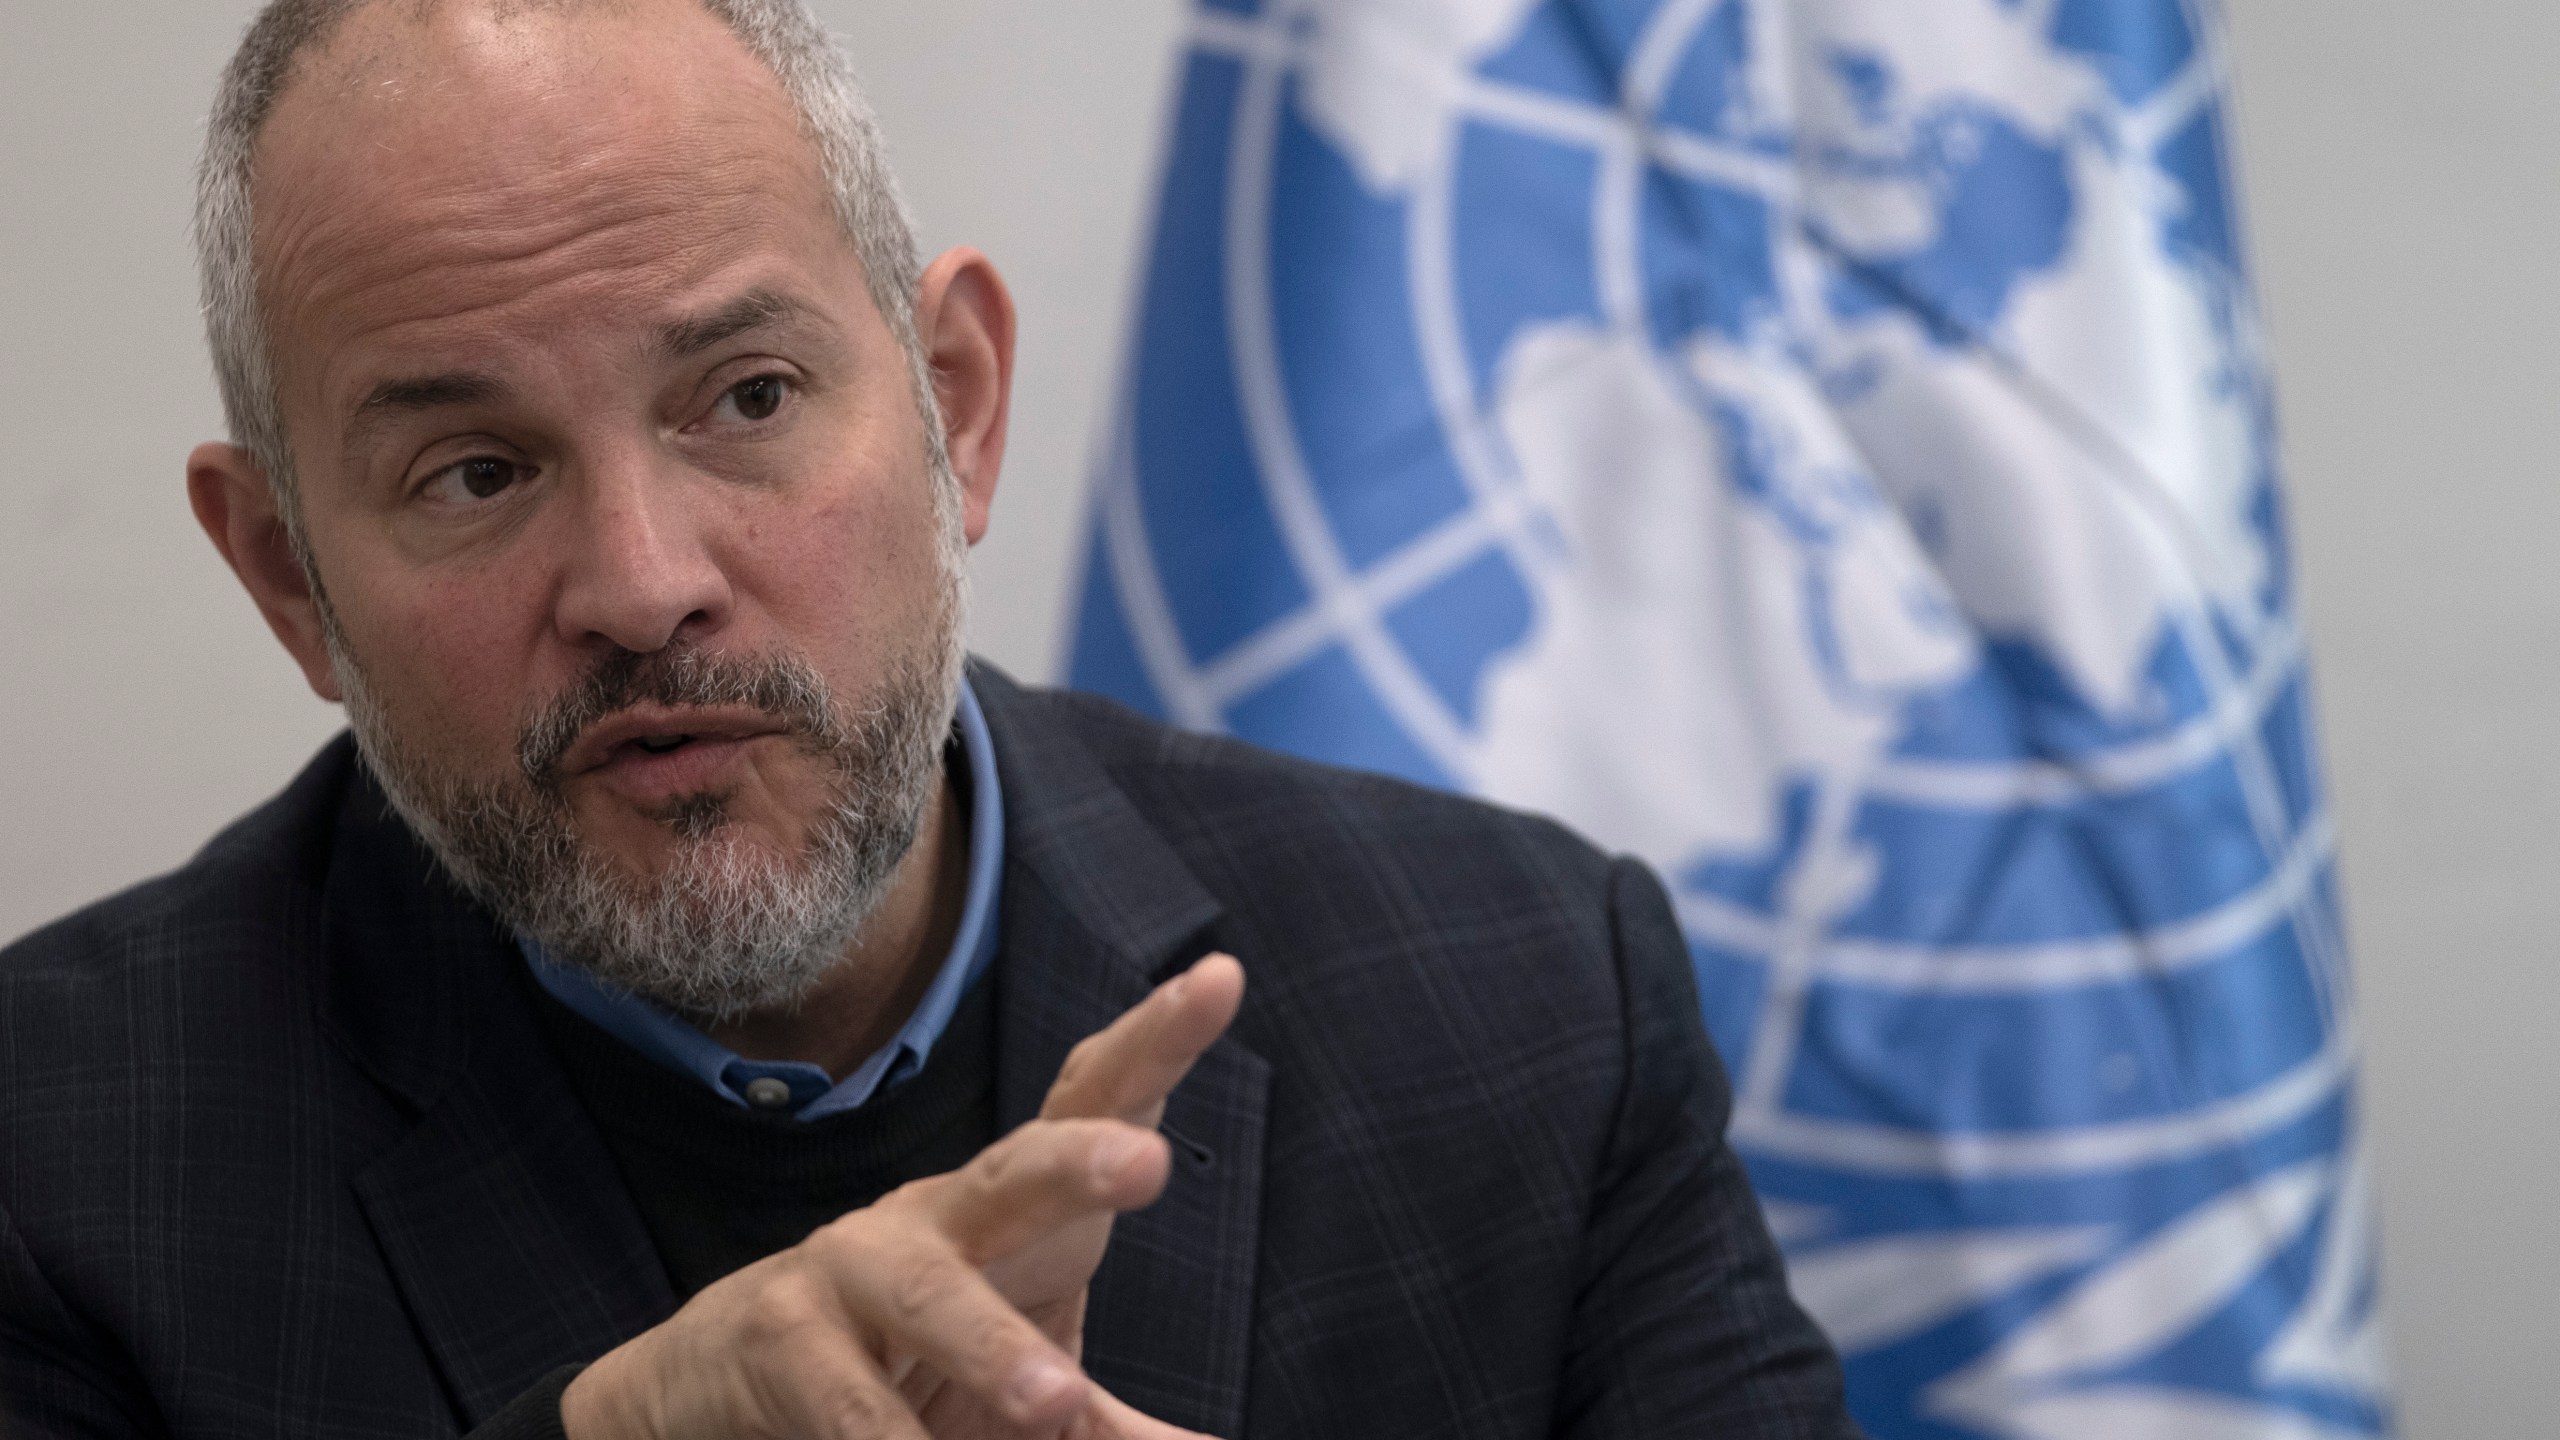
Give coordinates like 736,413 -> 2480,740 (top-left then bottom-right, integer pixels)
186,442 -> 345,704
913,247 -> 1016,547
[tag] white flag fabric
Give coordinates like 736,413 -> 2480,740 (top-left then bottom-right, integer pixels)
1067,2 -> 2388,1434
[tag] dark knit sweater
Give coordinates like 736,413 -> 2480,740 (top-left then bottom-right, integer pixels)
465,972 -> 1002,1438
523,961 -> 1001,1300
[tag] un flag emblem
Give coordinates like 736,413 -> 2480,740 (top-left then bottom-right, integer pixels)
1071,2 -> 2387,1434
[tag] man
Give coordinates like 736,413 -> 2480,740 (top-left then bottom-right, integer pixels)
0,0 -> 1858,1435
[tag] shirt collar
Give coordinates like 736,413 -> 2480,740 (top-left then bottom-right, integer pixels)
522,678 -> 1004,1122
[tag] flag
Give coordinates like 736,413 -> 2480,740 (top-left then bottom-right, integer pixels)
1066,1 -> 2387,1434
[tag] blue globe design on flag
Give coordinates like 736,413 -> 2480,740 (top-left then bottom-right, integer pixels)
1070,2 -> 2387,1434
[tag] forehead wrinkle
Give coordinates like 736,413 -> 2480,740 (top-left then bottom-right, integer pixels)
281,172 -> 769,327
251,0 -> 832,407
282,210 -> 721,428
272,151 -> 808,425
259,94 -> 801,311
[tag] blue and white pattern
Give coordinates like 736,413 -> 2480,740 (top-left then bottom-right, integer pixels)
1066,2 -> 2387,1434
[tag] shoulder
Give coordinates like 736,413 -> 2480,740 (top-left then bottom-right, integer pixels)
0,738 -> 360,1096
1000,680 -> 1624,917
991,679 -> 1671,1109
2,737 -> 356,979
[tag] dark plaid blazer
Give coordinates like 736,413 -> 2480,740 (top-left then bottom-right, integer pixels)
0,665 -> 1856,1438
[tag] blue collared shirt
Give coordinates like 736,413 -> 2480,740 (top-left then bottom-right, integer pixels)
523,680 -> 1003,1122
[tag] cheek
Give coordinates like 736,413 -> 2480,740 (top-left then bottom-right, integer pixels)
338,561 -> 554,760
741,462 -> 951,654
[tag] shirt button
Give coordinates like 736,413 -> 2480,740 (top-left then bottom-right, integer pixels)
743,1077 -> 795,1111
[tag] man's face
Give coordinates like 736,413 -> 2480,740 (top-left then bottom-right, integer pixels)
229,0 -> 998,1013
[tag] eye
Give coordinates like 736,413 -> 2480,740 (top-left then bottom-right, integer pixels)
713,374 -> 792,425
422,454 -> 533,504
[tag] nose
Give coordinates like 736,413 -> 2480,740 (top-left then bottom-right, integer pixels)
550,446 -> 733,655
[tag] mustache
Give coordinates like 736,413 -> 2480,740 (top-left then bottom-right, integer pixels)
517,645 -> 842,787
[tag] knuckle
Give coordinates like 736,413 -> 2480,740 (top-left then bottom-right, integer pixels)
811,1207 -> 875,1253
880,1249 -> 961,1327
737,1274 -> 827,1347
964,1306 -> 1027,1371
813,1204 -> 919,1273
974,1121 -> 1090,1199
970,1129 -> 1045,1194
871,1176 -> 936,1218
813,1378 -> 901,1439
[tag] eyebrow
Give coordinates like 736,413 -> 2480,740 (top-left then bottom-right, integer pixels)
336,290 -> 813,454
655,289 -> 810,358
345,371 -> 508,453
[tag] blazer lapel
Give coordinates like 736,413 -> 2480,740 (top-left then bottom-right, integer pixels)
978,669 -> 1271,1439
319,770 -> 674,1425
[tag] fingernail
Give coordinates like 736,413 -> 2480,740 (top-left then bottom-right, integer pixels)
1159,971 -> 1190,1006
1092,1130 -> 1148,1186
1007,1356 -> 1080,1415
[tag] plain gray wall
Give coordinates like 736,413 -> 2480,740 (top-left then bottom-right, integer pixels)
1,2 -> 2550,1433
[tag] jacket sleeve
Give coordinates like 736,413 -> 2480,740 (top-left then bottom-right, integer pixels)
0,1203 -> 162,1439
1550,858 -> 1864,1439
462,1367 -> 580,1440
5,1193 -> 576,1440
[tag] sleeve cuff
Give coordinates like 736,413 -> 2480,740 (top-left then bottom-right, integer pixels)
462,1363 -> 585,1440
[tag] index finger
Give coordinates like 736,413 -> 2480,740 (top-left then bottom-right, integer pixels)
1039,952 -> 1245,1126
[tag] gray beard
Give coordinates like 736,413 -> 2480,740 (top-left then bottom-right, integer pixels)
323,587 -> 966,1025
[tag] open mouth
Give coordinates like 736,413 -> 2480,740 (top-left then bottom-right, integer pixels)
559,708 -> 787,782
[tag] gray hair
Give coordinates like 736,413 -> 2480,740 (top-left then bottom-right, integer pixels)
194,0 -> 927,547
